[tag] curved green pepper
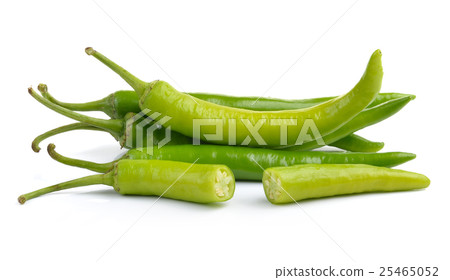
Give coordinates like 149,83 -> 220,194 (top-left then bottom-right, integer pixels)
85,47 -> 383,147
42,88 -> 413,119
31,122 -> 384,153
18,158 -> 235,204
46,144 -> 416,181
29,86 -> 409,153
263,164 -> 430,204
38,85 -> 412,152
281,96 -> 412,151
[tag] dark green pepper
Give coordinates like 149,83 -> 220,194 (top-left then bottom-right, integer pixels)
46,144 -> 416,181
280,96 -> 413,151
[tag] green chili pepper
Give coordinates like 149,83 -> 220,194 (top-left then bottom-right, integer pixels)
31,122 -> 382,153
42,87 -> 414,119
189,92 -> 411,111
29,85 -> 409,152
18,154 -> 235,204
85,47 -> 383,147
329,134 -> 384,152
46,144 -> 416,181
280,96 -> 413,151
263,164 -> 430,204
38,84 -> 412,152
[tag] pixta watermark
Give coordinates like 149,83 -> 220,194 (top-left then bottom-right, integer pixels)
192,118 -> 324,146
126,110 -> 325,154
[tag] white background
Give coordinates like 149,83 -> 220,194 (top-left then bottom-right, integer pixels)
1,0 -> 449,279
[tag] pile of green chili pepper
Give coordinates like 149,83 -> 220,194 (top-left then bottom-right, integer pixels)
19,48 -> 430,205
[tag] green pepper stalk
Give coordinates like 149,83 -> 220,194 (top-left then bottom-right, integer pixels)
31,123 -> 104,153
46,144 -> 416,181
42,87 -> 414,119
40,86 -> 140,119
263,164 -> 430,204
28,87 -> 192,149
18,155 -> 235,204
85,47 -> 384,147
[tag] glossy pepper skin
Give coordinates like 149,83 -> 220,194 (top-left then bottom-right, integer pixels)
42,87 -> 413,118
190,92 -> 412,111
30,84 -> 402,152
126,146 -> 416,180
85,47 -> 383,147
31,95 -> 404,153
114,160 -> 234,203
29,84 -> 408,153
263,164 -> 430,204
38,86 -> 413,152
18,155 -> 235,204
47,144 -> 416,181
281,96 -> 413,151
329,134 -> 384,153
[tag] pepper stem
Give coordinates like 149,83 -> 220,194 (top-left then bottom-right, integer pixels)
32,123 -> 106,153
28,86 -> 124,140
18,171 -> 114,204
85,47 -> 149,97
38,83 -> 111,116
47,143 -> 116,173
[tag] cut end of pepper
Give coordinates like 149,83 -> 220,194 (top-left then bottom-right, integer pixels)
18,195 -> 26,205
214,168 -> 234,199
263,171 -> 283,203
85,47 -> 95,55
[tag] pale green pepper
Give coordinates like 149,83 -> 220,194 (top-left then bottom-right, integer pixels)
263,164 -> 430,204
18,159 -> 235,204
